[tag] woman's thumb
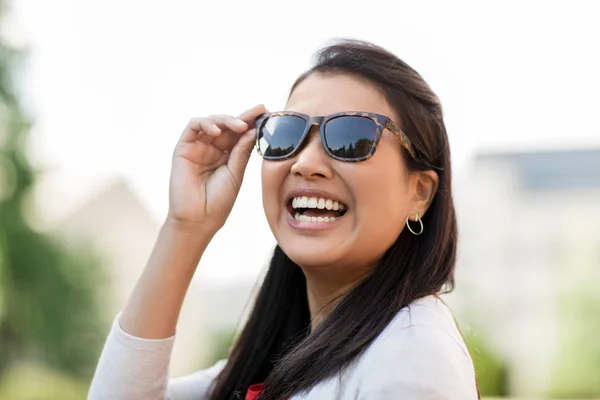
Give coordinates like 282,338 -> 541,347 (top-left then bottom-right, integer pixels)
227,128 -> 256,182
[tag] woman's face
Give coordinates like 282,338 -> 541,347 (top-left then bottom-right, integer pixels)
261,73 -> 429,273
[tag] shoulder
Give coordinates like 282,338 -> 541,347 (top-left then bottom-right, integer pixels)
351,296 -> 478,399
383,295 -> 471,354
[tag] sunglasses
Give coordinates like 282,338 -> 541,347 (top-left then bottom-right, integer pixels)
255,111 -> 417,163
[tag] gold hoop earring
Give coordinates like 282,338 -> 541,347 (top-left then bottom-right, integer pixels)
406,212 -> 424,235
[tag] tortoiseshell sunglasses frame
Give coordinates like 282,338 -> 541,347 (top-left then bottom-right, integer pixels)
254,111 -> 417,163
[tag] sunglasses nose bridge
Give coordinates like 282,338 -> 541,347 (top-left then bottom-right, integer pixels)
298,116 -> 321,141
302,124 -> 322,149
294,118 -> 327,158
306,116 -> 324,131
303,116 -> 326,140
308,121 -> 320,130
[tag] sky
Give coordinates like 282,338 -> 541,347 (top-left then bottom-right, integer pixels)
4,0 -> 600,284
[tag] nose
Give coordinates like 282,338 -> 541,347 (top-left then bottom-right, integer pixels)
290,127 -> 334,179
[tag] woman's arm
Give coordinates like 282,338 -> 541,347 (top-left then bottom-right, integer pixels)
120,220 -> 212,339
88,306 -> 227,400
88,105 -> 266,400
87,221 -> 216,400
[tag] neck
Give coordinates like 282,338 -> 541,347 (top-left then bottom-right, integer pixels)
303,267 -> 368,331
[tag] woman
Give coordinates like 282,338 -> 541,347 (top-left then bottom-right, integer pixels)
88,39 -> 478,399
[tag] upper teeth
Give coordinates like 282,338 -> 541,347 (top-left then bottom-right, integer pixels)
292,196 -> 346,211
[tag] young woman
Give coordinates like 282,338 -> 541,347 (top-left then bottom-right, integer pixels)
88,39 -> 478,399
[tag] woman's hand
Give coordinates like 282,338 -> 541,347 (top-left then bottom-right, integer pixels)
167,104 -> 267,233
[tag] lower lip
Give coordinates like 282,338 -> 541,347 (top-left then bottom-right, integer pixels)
286,209 -> 345,231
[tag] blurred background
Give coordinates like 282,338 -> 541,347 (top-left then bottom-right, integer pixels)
1,0 -> 599,399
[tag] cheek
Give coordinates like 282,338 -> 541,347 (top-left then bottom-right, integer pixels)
261,162 -> 285,220
356,174 -> 408,227
350,152 -> 411,241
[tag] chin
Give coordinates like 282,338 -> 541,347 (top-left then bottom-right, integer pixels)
279,241 -> 344,270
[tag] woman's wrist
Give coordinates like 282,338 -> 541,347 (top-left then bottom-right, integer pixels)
161,217 -> 216,247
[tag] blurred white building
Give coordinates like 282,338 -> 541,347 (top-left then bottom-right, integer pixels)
451,147 -> 600,396
49,177 -> 255,377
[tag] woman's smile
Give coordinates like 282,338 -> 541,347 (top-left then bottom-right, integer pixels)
284,189 -> 348,230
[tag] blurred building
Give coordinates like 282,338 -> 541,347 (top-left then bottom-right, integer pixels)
451,147 -> 600,396
60,178 -> 161,322
53,177 -> 241,377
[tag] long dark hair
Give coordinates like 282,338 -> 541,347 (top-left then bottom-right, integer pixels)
209,39 -> 457,400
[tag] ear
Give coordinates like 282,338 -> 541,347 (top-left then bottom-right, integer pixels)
410,170 -> 439,218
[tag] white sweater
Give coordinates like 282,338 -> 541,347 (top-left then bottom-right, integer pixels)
88,295 -> 478,399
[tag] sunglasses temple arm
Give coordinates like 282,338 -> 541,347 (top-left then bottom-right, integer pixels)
388,126 -> 417,160
387,123 -> 444,171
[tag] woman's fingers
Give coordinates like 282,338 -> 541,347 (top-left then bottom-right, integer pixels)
174,140 -> 224,166
211,104 -> 267,153
238,104 -> 268,127
180,105 -> 266,142
227,128 -> 257,183
208,107 -> 267,150
208,115 -> 248,133
176,105 -> 267,159
192,117 -> 220,135
178,115 -> 243,145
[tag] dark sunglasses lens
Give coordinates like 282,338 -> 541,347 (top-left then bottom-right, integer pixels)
258,115 -> 306,158
324,116 -> 378,159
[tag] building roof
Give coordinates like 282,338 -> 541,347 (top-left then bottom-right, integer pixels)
474,148 -> 600,190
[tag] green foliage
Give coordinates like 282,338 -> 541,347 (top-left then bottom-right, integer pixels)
463,329 -> 508,397
0,0 -> 108,382
202,328 -> 236,368
0,362 -> 90,400
547,270 -> 600,398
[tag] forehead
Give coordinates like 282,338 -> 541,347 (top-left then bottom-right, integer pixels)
286,73 -> 395,118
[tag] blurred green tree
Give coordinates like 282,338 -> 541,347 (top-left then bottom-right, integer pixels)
547,249 -> 600,398
463,327 -> 508,397
201,328 -> 236,369
0,0 -> 107,383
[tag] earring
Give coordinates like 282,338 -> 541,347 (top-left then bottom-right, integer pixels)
406,212 -> 424,235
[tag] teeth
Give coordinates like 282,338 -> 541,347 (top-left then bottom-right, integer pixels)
291,196 -> 347,211
298,196 -> 308,208
317,198 -> 325,209
294,212 -> 338,223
